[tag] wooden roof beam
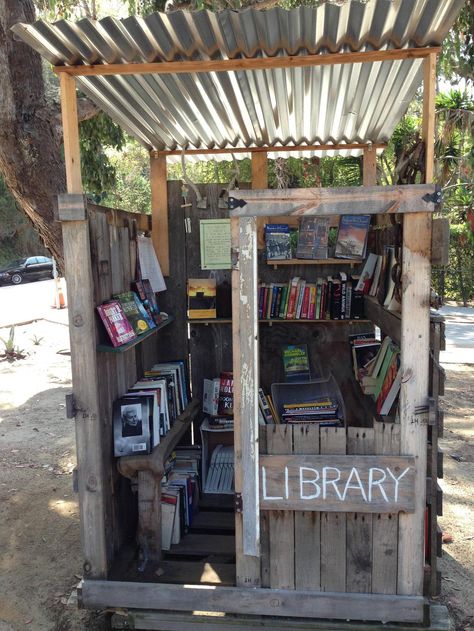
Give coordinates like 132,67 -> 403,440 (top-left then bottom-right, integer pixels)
152,143 -> 387,158
53,46 -> 441,78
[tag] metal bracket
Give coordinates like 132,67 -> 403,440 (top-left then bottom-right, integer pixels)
228,197 -> 247,210
235,492 -> 243,513
422,185 -> 442,206
66,393 -> 78,419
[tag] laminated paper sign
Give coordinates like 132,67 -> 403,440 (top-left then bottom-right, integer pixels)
200,219 -> 232,270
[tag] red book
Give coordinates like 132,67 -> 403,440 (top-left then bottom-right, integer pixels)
300,285 -> 311,319
97,300 -> 137,347
286,277 -> 300,319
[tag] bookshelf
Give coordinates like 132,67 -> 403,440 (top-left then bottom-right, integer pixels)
96,315 -> 174,353
188,318 -> 370,325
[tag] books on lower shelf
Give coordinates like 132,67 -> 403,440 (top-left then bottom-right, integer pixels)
350,333 -> 402,418
258,274 -> 364,321
161,445 -> 201,549
204,445 -> 234,494
113,360 -> 190,456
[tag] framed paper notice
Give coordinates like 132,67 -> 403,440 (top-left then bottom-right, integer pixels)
200,219 -> 231,270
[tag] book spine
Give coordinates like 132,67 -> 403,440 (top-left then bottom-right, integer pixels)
274,286 -> 283,319
258,284 -> 265,319
266,283 -> 274,319
286,278 -> 299,319
340,278 -> 347,320
308,284 -> 316,319
345,279 -> 353,319
295,280 -> 306,319
270,284 -> 279,319
330,281 -> 342,320
278,285 -> 288,319
300,285 -> 311,319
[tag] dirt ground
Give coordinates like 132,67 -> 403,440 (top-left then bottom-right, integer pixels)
0,319 -> 472,631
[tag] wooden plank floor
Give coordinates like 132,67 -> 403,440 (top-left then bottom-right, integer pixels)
167,533 -> 235,557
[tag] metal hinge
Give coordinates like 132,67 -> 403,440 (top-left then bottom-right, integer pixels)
422,185 -> 442,206
235,493 -> 243,513
228,196 -> 247,210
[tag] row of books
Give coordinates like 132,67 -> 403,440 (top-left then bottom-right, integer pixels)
113,361 -> 189,457
357,246 -> 401,311
258,274 -> 364,321
265,215 -> 371,261
280,396 -> 341,425
203,445 -> 234,494
350,333 -> 401,416
161,446 -> 201,550
97,281 -> 163,348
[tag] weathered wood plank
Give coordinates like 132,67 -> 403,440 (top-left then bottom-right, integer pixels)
229,185 -> 438,218
138,470 -> 161,561
397,214 -> 431,596
232,215 -> 260,587
372,423 -> 400,595
150,153 -> 169,276
81,579 -> 426,623
260,454 -> 415,513
320,427 -> 346,592
58,73 -> 82,193
294,424 -> 321,590
346,429 -> 375,593
267,425 -> 294,590
252,152 -> 269,250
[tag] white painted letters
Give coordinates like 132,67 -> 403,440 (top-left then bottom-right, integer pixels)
299,467 -> 321,499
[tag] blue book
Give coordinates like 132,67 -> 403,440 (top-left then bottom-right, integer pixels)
265,223 -> 291,260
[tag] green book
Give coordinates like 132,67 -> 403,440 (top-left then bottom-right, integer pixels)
114,291 -> 152,336
282,344 -> 311,382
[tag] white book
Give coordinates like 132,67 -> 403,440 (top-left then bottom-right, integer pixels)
203,378 -> 220,416
161,500 -> 176,550
369,255 -> 383,297
355,253 -> 379,293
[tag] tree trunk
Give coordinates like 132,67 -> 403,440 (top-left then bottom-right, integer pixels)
0,0 -> 65,270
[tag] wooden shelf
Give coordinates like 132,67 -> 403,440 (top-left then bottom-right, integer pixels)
266,257 -> 363,269
97,315 -> 174,353
117,399 -> 200,479
188,318 -> 369,325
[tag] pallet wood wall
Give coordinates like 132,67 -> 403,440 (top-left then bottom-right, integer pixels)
260,423 -> 401,593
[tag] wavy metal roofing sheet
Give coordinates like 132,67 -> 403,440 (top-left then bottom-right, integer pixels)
12,1 -> 464,157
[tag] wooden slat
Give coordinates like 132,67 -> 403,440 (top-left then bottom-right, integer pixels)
372,423 -> 400,595
232,216 -> 260,586
346,428 -> 375,593
150,153 -> 169,276
429,322 -> 442,596
168,534 -> 235,557
191,511 -> 235,533
294,425 -> 320,590
267,425 -> 294,590
81,579 -> 426,623
423,54 -> 437,184
363,148 -> 377,187
397,213 -> 431,596
59,73 -> 82,193
111,602 -> 449,631
320,427 -> 346,592
158,143 -> 387,158
229,185 -> 438,217
252,152 -> 268,250
153,560 -> 235,586
54,46 -> 441,77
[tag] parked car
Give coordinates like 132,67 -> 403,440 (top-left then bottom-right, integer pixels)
0,256 -> 54,285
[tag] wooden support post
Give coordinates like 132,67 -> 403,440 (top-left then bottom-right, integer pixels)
397,51 -> 436,596
150,153 -> 169,276
362,146 -> 377,187
58,73 -> 108,577
232,216 -> 261,586
252,152 -> 269,249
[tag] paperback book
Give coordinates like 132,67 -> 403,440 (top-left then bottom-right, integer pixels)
97,300 -> 137,348
114,290 -> 154,335
296,217 -> 329,259
265,224 -> 291,260
282,344 -> 311,382
217,371 -> 234,416
335,215 -> 371,259
187,278 -> 217,319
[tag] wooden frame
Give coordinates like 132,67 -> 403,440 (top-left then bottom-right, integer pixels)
155,143 -> 387,157
53,46 -> 441,77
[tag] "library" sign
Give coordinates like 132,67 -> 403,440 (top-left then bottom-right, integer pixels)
260,455 -> 416,513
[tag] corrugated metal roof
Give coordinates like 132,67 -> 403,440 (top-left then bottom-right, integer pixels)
12,1 -> 464,158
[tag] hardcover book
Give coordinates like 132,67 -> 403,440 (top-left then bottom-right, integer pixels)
296,217 -> 330,259
282,344 -> 311,382
114,291 -> 152,335
97,300 -> 137,347
187,278 -> 217,319
265,224 -> 291,260
217,371 -> 234,416
335,215 -> 371,259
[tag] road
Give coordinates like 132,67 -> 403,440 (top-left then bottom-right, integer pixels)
0,278 -> 69,329
438,304 -> 474,365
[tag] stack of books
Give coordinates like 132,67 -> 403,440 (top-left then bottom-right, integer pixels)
355,246 -> 401,311
281,396 -> 340,426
